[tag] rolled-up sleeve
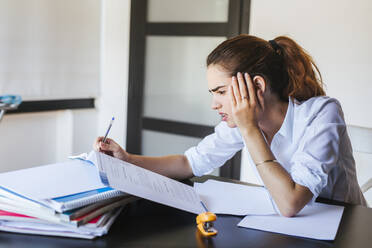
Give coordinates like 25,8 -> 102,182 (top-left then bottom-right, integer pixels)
185,122 -> 244,177
290,123 -> 345,200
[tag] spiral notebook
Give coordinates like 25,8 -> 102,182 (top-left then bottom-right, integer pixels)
44,187 -> 126,212
0,158 -> 126,213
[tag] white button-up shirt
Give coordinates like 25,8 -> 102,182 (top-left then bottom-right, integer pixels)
185,96 -> 366,206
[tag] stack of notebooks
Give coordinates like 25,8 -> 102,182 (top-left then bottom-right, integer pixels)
0,158 -> 138,239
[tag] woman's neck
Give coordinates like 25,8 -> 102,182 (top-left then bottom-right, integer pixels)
259,100 -> 288,145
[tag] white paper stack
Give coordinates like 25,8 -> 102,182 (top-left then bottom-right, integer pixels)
194,180 -> 276,215
0,207 -> 123,239
0,158 -> 136,239
238,202 -> 344,240
194,179 -> 344,240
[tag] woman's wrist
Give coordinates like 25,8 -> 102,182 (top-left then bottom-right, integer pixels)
239,123 -> 260,137
125,152 -> 133,163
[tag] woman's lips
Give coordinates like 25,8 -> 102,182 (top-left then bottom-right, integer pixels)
219,113 -> 227,121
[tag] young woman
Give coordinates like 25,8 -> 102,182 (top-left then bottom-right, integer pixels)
94,34 -> 366,217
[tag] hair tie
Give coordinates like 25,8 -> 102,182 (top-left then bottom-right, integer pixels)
269,40 -> 281,53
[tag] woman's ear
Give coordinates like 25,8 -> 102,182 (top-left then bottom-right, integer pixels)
252,75 -> 266,94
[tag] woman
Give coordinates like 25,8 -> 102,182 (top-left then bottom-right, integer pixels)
94,34 -> 366,217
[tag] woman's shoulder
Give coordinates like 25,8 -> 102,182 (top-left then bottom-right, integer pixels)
293,96 -> 345,125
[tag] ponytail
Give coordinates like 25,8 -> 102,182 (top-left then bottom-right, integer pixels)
274,36 -> 325,101
207,34 -> 325,102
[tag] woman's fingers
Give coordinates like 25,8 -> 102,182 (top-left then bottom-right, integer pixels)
245,73 -> 257,104
100,140 -> 113,151
231,76 -> 241,104
229,84 -> 237,106
237,72 -> 249,100
94,136 -> 104,151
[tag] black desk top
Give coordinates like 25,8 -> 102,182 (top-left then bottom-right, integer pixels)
0,176 -> 371,248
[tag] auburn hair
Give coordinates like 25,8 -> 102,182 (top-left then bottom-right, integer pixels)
206,34 -> 325,102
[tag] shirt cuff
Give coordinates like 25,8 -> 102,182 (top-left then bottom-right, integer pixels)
184,147 -> 213,177
290,162 -> 328,203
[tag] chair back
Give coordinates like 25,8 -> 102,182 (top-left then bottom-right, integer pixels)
347,125 -> 372,206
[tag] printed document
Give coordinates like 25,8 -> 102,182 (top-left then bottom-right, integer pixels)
93,151 -> 204,214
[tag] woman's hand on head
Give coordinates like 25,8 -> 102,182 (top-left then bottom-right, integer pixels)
229,72 -> 264,131
93,137 -> 130,162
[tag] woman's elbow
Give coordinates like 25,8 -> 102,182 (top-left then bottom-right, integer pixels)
279,207 -> 299,218
277,187 -> 313,217
277,199 -> 306,217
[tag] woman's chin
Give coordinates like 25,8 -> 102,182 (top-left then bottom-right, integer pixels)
226,121 -> 237,128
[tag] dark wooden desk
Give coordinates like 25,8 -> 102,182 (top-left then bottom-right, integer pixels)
0,176 -> 371,248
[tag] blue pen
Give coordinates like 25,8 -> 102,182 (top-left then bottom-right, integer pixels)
102,117 -> 115,143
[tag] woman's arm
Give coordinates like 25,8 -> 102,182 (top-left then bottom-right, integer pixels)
230,72 -> 312,217
241,127 -> 313,217
94,137 -> 194,180
126,154 -> 194,180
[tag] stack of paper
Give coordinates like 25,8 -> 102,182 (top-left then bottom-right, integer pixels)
194,179 -> 344,240
194,180 -> 276,215
0,158 -> 138,239
0,207 -> 122,239
45,151 -> 343,241
238,202 -> 344,240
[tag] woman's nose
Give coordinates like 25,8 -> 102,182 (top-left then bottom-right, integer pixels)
211,98 -> 221,110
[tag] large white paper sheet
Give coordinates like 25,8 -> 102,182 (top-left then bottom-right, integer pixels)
194,180 -> 276,215
0,160 -> 105,200
238,202 -> 344,240
94,151 -> 204,214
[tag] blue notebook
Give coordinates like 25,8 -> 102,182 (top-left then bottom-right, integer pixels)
0,152 -> 126,213
45,187 -> 126,212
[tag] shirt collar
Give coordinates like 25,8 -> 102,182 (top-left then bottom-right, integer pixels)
276,97 -> 295,141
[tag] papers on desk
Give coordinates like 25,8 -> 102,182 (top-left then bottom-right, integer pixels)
0,207 -> 123,239
94,151 -> 204,214
195,180 -> 344,240
0,160 -> 105,200
93,152 -> 344,240
238,202 -> 344,240
7,150 -> 339,241
194,180 -> 276,215
0,158 -> 136,239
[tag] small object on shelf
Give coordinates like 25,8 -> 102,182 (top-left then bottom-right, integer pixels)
0,95 -> 22,122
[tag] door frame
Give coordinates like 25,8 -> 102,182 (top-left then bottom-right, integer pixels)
126,0 -> 251,179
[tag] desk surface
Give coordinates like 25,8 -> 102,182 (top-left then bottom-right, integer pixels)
0,176 -> 371,248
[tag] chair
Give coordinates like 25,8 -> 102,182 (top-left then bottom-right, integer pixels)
347,125 -> 372,207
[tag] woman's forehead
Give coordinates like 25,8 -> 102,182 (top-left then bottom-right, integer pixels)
207,65 -> 231,86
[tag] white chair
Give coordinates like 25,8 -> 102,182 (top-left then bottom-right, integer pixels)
347,125 -> 372,207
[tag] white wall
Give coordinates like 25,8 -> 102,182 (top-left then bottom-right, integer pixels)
97,0 -> 130,149
0,0 -> 130,172
0,0 -> 101,100
241,0 -> 372,186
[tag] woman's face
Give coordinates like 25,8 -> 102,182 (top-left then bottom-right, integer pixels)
207,65 -> 236,128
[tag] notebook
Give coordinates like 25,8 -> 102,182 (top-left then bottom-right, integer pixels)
0,158 -> 126,213
43,187 -> 125,212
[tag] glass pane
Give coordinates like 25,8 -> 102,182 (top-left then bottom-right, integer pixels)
143,36 -> 225,126
142,130 -> 219,176
147,0 -> 229,22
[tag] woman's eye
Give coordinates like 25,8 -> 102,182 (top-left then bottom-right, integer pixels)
217,91 -> 226,95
